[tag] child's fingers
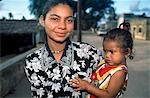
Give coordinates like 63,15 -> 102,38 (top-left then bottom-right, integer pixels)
70,78 -> 80,84
74,87 -> 81,91
70,83 -> 77,87
69,80 -> 79,87
74,77 -> 81,83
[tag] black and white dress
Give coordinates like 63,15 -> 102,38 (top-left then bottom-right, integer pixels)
25,40 -> 103,98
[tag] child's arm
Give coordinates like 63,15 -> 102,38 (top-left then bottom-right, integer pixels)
70,70 -> 126,98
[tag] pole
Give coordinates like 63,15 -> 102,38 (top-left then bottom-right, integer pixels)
77,0 -> 82,42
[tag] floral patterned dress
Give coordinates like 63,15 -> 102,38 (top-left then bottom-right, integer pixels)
24,40 -> 103,98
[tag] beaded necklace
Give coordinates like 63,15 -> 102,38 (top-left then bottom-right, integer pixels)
51,49 -> 64,54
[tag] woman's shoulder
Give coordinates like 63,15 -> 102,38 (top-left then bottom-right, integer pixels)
72,41 -> 103,63
72,41 -> 93,46
72,41 -> 102,52
25,46 -> 44,61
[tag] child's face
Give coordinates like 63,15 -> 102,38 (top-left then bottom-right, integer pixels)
103,40 -> 126,66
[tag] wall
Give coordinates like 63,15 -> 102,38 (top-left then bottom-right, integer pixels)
0,45 -> 42,97
0,33 -> 36,57
0,59 -> 25,97
130,18 -> 149,40
147,19 -> 150,40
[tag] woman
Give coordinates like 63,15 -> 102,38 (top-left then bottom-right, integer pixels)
24,0 -> 103,98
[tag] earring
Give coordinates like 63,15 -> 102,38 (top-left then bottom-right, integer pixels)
125,55 -> 128,59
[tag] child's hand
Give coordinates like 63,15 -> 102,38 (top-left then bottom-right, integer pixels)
69,77 -> 89,91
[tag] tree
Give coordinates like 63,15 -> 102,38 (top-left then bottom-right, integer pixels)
79,0 -> 115,29
28,0 -> 115,30
2,16 -> 6,20
28,0 -> 49,18
8,12 -> 13,19
22,16 -> 26,20
107,7 -> 117,21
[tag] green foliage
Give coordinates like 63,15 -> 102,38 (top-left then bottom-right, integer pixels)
22,16 -> 26,20
80,0 -> 115,29
8,12 -> 13,19
28,0 -> 115,30
29,0 -> 48,18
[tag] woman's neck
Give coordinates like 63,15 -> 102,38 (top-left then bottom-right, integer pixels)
47,39 -> 67,61
47,39 -> 66,51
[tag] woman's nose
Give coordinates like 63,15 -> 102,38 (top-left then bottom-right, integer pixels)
58,20 -> 66,29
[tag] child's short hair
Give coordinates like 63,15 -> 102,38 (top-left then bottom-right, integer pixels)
103,28 -> 134,59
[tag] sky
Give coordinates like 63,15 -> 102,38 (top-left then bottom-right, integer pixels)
0,0 -> 150,20
113,0 -> 150,16
0,0 -> 35,19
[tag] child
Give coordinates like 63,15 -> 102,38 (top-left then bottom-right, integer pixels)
69,28 -> 134,98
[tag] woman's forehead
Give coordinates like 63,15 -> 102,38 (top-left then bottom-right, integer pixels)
48,4 -> 73,16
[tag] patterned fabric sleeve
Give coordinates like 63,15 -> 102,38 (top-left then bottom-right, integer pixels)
24,51 -> 50,98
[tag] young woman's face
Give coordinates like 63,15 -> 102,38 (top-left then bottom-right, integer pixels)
40,4 -> 74,43
103,41 -> 126,66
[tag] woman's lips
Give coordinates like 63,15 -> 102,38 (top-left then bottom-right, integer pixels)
55,32 -> 66,37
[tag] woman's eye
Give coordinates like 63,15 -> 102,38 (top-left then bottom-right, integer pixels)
50,18 -> 59,22
66,18 -> 74,23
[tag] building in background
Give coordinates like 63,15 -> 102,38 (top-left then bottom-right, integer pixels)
130,16 -> 150,40
118,13 -> 150,40
0,20 -> 39,57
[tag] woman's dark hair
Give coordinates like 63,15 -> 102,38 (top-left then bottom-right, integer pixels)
103,28 -> 134,59
42,0 -> 74,20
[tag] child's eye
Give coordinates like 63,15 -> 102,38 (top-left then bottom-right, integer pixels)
103,50 -> 106,53
109,50 -> 114,54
